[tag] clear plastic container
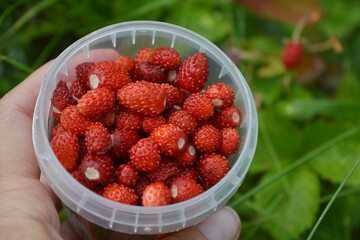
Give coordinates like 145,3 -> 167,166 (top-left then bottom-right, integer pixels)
32,21 -> 258,239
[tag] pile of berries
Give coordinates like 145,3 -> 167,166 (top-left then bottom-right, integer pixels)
50,47 -> 242,207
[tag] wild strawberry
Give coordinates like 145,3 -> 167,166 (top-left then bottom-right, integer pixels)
160,83 -> 186,109
170,177 -> 204,203
147,161 -> 180,183
71,169 -> 96,190
168,109 -> 198,136
95,109 -> 116,127
134,48 -> 154,65
50,131 -> 79,171
197,153 -> 230,189
176,52 -> 209,92
193,125 -> 221,153
78,154 -> 114,184
175,143 -> 197,167
134,175 -> 151,198
176,167 -> 200,182
75,62 -> 95,85
133,62 -> 167,83
77,87 -> 115,118
114,56 -> 135,73
51,80 -> 72,113
142,182 -> 172,207
282,42 -> 304,69
115,110 -> 142,131
117,81 -> 166,117
51,124 -> 67,138
129,138 -> 161,172
103,183 -> 139,205
116,163 -> 139,187
70,78 -> 88,101
204,82 -> 235,110
60,105 -> 93,136
110,129 -> 140,157
85,123 -> 111,154
183,93 -> 214,121
213,105 -> 242,129
150,47 -> 182,70
150,124 -> 188,156
88,61 -> 132,91
219,128 -> 240,156
141,116 -> 166,134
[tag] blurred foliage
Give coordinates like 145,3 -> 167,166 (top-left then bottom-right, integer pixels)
1,0 -> 360,239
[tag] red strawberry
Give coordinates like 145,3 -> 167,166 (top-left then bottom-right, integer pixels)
116,163 -> 139,187
168,109 -> 198,136
175,143 -> 197,167
176,52 -> 209,92
204,82 -> 235,110
170,177 -> 204,203
95,109 -> 116,127
77,87 -> 115,118
150,47 -> 182,70
160,83 -> 186,109
75,62 -> 95,85
71,169 -> 96,190
176,167 -> 200,182
115,56 -> 135,73
116,81 -> 166,117
183,93 -> 214,121
51,124 -> 67,138
103,183 -> 139,205
282,42 -> 304,69
115,110 -> 142,131
85,123 -> 111,154
141,116 -> 166,134
213,105 -> 242,129
78,154 -> 114,184
129,138 -> 161,172
70,78 -> 88,101
50,131 -> 79,171
60,105 -> 93,136
51,80 -> 73,113
193,125 -> 221,153
142,182 -> 172,207
88,61 -> 132,91
110,129 -> 140,157
147,161 -> 180,183
134,48 -> 154,65
197,153 -> 230,189
219,128 -> 240,156
134,175 -> 151,198
133,61 -> 167,83
150,124 -> 188,156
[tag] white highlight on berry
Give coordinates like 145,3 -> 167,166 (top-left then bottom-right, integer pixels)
170,185 -> 178,198
89,74 -> 99,89
52,106 -> 61,114
85,167 -> 100,180
167,69 -> 177,82
232,112 -> 240,123
188,145 -> 196,156
178,138 -> 185,150
212,99 -> 223,107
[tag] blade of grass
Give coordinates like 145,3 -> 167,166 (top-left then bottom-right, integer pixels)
0,55 -> 33,74
230,124 -> 360,207
306,157 -> 360,240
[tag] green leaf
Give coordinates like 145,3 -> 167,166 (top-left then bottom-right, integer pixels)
337,64 -> 360,100
251,77 -> 283,106
255,167 -> 320,239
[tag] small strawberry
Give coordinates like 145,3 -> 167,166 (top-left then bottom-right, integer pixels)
176,52 -> 209,92
150,47 -> 182,70
176,167 -> 200,182
168,109 -> 198,136
51,80 -> 73,113
142,182 -> 172,207
116,163 -> 139,188
77,87 -> 115,118
129,138 -> 161,172
134,175 -> 151,198
50,131 -> 79,171
193,125 -> 221,153
282,42 -> 304,69
175,143 -> 197,167
159,83 -> 186,109
134,48 -> 154,65
197,153 -> 230,189
204,82 -> 235,110
183,93 -> 214,121
71,169 -> 97,190
114,56 -> 135,73
147,161 -> 180,183
88,61 -> 132,91
51,124 -> 67,138
75,62 -> 95,85
219,128 -> 240,156
150,124 -> 188,156
116,81 -> 166,117
110,129 -> 140,157
60,105 -> 93,136
133,61 -> 167,83
95,109 -> 116,127
213,105 -> 242,129
85,123 -> 111,154
141,116 -> 166,134
115,110 -> 142,131
78,154 -> 114,184
103,183 -> 139,205
70,78 -> 89,101
170,177 -> 204,203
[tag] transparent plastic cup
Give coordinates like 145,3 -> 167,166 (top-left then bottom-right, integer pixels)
32,21 -> 258,239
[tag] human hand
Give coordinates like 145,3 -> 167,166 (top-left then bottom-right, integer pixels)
0,50 -> 241,240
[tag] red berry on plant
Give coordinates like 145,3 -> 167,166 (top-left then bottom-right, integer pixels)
282,42 -> 304,69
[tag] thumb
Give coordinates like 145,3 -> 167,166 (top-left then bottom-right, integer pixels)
158,207 -> 241,240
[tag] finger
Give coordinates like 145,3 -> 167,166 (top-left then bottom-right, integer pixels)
158,207 -> 241,240
60,220 -> 82,240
